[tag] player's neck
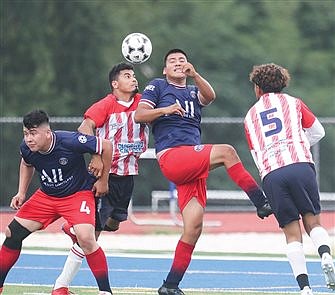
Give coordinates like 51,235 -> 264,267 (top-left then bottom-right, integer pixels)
113,90 -> 135,102
166,77 -> 186,87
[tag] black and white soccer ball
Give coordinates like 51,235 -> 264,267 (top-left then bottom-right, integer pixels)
121,33 -> 152,64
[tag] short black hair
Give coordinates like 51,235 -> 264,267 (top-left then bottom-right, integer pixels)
108,62 -> 134,90
163,48 -> 188,65
23,110 -> 49,129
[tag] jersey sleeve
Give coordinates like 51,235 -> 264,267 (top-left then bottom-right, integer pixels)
84,97 -> 110,128
60,131 -> 103,155
139,79 -> 161,108
299,99 -> 325,146
19,141 -> 33,165
300,99 -> 316,128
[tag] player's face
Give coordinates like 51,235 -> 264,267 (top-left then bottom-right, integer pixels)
163,52 -> 188,79
113,70 -> 138,94
23,124 -> 52,152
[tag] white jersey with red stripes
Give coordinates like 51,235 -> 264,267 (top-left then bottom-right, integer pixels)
84,93 -> 149,176
244,92 -> 316,179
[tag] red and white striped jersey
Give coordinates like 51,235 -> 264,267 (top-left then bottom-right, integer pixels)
84,93 -> 149,176
244,93 -> 317,179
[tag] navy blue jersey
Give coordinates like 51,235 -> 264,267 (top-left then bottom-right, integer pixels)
20,131 -> 102,197
141,78 -> 203,152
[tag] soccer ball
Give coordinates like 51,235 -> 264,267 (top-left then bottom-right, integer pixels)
121,33 -> 152,64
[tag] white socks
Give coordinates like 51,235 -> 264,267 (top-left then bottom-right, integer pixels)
310,226 -> 331,251
53,243 -> 85,290
287,241 -> 307,278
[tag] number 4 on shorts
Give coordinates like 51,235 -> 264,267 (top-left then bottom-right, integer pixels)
80,201 -> 91,214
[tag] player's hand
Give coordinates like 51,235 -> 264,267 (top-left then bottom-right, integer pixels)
256,201 -> 273,219
182,62 -> 197,78
163,103 -> 185,117
10,193 -> 25,210
92,179 -> 108,197
88,154 -> 103,178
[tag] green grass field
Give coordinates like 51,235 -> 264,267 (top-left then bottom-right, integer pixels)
1,285 -> 309,295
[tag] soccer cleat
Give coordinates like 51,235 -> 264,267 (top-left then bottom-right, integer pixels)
256,201 -> 273,219
158,281 -> 185,295
300,286 -> 313,295
51,287 -> 75,295
61,222 -> 78,244
321,253 -> 335,290
98,291 -> 113,295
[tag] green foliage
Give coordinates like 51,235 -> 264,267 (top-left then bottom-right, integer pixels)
1,0 -> 334,206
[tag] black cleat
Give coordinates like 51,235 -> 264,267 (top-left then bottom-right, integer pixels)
158,281 -> 185,295
257,201 -> 273,219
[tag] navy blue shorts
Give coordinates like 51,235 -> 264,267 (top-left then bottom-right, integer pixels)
95,174 -> 134,231
262,162 -> 321,228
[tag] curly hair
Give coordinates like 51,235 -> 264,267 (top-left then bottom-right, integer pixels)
249,63 -> 291,93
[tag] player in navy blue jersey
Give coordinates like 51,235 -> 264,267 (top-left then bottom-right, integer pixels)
0,110 -> 113,295
135,49 -> 273,295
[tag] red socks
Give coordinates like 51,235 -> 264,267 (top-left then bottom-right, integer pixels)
227,162 -> 266,208
0,245 -> 21,287
165,240 -> 195,287
86,247 -> 111,293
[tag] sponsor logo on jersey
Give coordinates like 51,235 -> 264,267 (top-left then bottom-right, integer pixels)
78,135 -> 87,143
59,157 -> 68,165
144,84 -> 155,91
117,141 -> 145,154
194,145 -> 204,152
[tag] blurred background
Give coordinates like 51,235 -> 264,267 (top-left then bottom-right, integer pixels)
1,0 -> 334,209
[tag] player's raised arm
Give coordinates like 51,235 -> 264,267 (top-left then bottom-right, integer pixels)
183,62 -> 216,105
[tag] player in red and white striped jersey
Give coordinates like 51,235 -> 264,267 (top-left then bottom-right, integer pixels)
244,63 -> 334,294
52,63 -> 149,295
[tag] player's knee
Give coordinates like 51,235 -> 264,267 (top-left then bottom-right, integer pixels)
212,144 -> 239,165
104,218 -> 120,232
3,219 -> 32,250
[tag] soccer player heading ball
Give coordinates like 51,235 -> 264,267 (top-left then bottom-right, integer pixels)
135,48 -> 273,295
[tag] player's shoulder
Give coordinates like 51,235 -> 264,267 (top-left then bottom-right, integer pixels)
20,140 -> 30,155
54,130 -> 80,143
145,78 -> 167,89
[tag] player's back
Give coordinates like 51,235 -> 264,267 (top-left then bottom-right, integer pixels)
244,93 -> 313,178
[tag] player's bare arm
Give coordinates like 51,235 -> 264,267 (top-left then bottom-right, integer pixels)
182,62 -> 216,105
135,103 -> 185,124
92,139 -> 112,197
78,118 -> 95,135
78,118 -> 103,177
11,159 -> 35,209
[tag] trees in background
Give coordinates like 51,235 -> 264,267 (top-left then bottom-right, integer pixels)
1,0 -> 334,205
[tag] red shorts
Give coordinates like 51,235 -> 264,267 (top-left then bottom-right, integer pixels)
158,145 -> 212,211
16,189 -> 96,229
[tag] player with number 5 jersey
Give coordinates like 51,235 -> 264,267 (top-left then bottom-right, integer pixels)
244,63 -> 334,295
0,110 -> 113,295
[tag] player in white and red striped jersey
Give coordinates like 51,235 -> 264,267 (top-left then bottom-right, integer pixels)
52,63 -> 149,295
244,63 -> 334,294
